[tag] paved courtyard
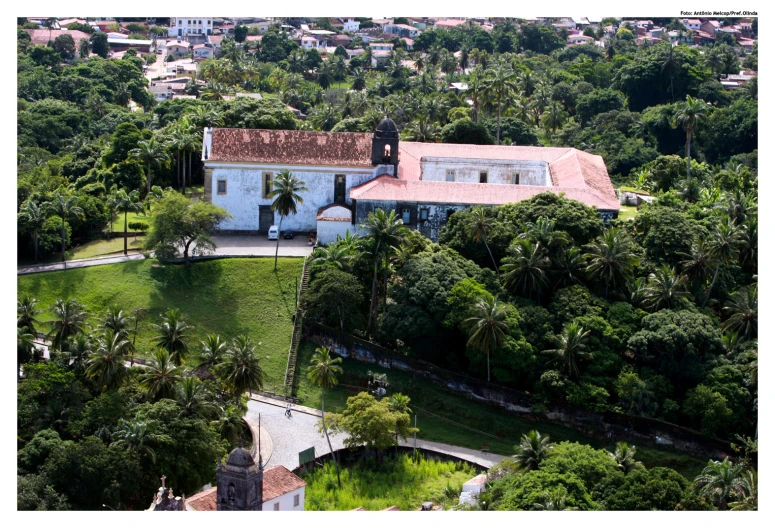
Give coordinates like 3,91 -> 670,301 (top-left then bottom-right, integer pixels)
207,235 -> 314,257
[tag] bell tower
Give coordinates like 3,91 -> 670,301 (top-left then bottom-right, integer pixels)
216,445 -> 263,511
372,116 -> 399,167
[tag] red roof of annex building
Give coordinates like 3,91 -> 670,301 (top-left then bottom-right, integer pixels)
207,128 -> 374,167
186,466 -> 306,511
25,29 -> 92,47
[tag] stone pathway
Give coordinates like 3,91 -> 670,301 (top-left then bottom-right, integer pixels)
247,395 -> 506,471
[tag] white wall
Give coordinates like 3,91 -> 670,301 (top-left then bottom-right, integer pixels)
420,157 -> 550,186
209,166 -> 380,232
262,488 -> 305,511
317,220 -> 355,244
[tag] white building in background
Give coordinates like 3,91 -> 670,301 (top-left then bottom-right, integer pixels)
168,17 -> 214,37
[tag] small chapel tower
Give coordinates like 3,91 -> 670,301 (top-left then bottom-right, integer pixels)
215,445 -> 264,511
372,116 -> 400,167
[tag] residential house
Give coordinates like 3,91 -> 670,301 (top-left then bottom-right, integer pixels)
371,19 -> 393,31
201,117 -> 620,243
384,23 -> 421,38
166,40 -> 191,57
108,37 -> 152,53
434,18 -> 468,29
192,43 -> 214,59
571,17 -> 591,29
371,50 -> 392,68
340,17 -> 360,32
168,17 -> 214,37
370,42 -> 394,51
567,35 -> 595,45
700,20 -> 721,35
718,27 -> 741,41
681,18 -> 702,31
299,35 -> 323,49
24,29 -> 91,56
400,37 -> 414,50
149,83 -> 174,102
738,38 -> 755,52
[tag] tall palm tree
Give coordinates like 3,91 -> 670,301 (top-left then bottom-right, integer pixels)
48,299 -> 88,351
484,62 -> 519,144
131,136 -> 170,195
108,189 -> 144,255
111,420 -> 158,463
220,335 -> 265,400
351,68 -> 367,91
176,376 -> 216,418
553,246 -> 586,290
86,329 -> 131,390
311,244 -> 352,271
467,69 -> 486,123
66,334 -> 93,375
387,393 -> 412,460
307,346 -> 343,487
17,294 -> 41,336
151,308 -> 191,366
18,200 -> 47,264
211,405 -> 247,445
641,265 -> 691,311
728,470 -> 757,511
513,430 -> 554,471
167,127 -> 186,189
704,218 -> 743,307
660,44 -> 680,102
542,100 -> 568,135
463,296 -> 510,383
674,95 -> 708,179
198,333 -> 227,373
723,285 -> 757,340
608,442 -> 645,474
140,349 -> 183,400
694,457 -> 746,510
501,239 -> 550,302
45,193 -> 84,264
542,321 -> 591,381
584,227 -> 639,299
402,115 -> 441,142
680,238 -> 715,287
17,327 -> 35,380
268,170 -> 308,271
465,206 -> 499,276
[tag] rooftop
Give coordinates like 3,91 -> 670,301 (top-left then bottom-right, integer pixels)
186,466 -> 306,511
24,29 -> 91,47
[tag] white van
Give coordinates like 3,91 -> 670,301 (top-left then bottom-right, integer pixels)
267,225 -> 279,240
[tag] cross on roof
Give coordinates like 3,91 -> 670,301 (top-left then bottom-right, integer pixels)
161,475 -> 167,488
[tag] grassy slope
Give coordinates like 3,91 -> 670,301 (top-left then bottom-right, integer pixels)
71,237 -> 145,259
110,211 -> 151,232
17,258 -> 303,393
304,455 -> 475,511
618,205 -> 639,221
293,342 -> 706,480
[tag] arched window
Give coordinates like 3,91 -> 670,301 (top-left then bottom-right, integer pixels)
384,144 -> 391,159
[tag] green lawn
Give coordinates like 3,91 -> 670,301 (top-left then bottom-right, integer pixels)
292,342 -> 707,480
304,454 -> 475,511
17,258 -> 304,393
618,205 -> 639,221
71,237 -> 145,259
110,211 -> 151,232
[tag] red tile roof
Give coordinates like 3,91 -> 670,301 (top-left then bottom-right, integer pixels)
186,466 -> 306,511
208,129 -> 374,167
25,29 -> 91,47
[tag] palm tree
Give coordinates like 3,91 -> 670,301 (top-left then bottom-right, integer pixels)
532,489 -> 577,511
198,334 -> 227,373
641,265 -> 691,311
66,334 -> 93,375
17,327 -> 35,380
175,376 -> 215,418
167,127 -> 186,189
111,420 -> 158,463
553,246 -> 586,289
402,115 -> 441,142
45,193 -> 84,264
48,299 -> 88,351
680,238 -> 715,288
660,44 -> 680,101
465,206 -> 499,276
101,305 -> 131,337
140,349 -> 183,400
220,335 -> 265,400
17,294 -> 41,336
542,100 -> 567,135
513,430 -> 554,471
463,296 -> 510,383
211,406 -> 247,445
501,239 -> 550,302
268,170 -> 308,271
316,61 -> 335,89
151,308 -> 191,366
44,17 -> 58,44
18,200 -> 47,264
694,457 -> 746,510
728,470 -> 757,510
674,95 -> 708,179
351,68 -> 367,91
307,346 -> 343,487
484,62 -> 519,144
108,189 -> 144,255
723,285 -> 757,340
131,136 -> 170,195
608,442 -> 645,474
86,329 -> 131,390
387,393 -> 412,460
467,69 -> 485,123
310,245 -> 352,271
542,321 -> 591,381
309,103 -> 342,132
704,218 -> 743,307
584,227 -> 639,299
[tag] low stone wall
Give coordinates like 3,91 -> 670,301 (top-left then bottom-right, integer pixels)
306,323 -> 728,461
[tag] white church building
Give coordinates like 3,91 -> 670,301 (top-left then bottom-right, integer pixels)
201,118 -> 620,243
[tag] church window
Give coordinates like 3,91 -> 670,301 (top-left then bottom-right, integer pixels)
217,180 -> 227,195
263,172 -> 273,198
479,171 -> 488,183
446,170 -> 455,182
384,144 -> 391,158
273,503 -> 280,511
401,208 -> 411,224
512,173 -> 520,185
420,208 -> 429,221
294,494 -> 300,506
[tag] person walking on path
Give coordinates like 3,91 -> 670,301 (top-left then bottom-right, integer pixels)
285,403 -> 292,418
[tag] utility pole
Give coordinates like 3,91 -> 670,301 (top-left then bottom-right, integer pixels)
413,414 -> 417,458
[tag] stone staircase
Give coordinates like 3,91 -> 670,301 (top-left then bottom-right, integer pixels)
283,258 -> 310,396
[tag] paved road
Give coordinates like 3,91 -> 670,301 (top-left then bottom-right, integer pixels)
247,397 -> 505,471
17,253 -> 145,275
208,235 -> 314,257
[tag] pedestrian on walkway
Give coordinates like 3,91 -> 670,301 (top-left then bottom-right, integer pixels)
285,403 -> 292,418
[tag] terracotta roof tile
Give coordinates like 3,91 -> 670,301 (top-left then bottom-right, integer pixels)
208,128 -> 374,167
25,29 -> 91,47
185,466 -> 305,511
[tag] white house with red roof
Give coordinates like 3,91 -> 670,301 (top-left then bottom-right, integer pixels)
202,118 -> 619,243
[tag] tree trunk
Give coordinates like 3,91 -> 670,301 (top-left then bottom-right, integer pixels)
487,349 -> 491,382
274,216 -> 283,271
188,150 -> 193,189
182,150 -> 187,196
367,256 -> 379,333
670,76 -> 674,102
147,164 -> 152,194
321,389 -> 341,487
484,237 -> 499,277
60,220 -> 66,263
703,261 -> 721,308
123,210 -> 128,255
382,254 -> 389,318
183,239 -> 192,266
33,230 -> 39,264
497,99 -> 502,145
686,130 -> 692,180
176,150 -> 181,188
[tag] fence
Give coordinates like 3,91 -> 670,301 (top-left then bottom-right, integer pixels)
305,323 -> 729,460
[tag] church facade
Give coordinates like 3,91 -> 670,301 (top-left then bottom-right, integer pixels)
202,118 -> 620,243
